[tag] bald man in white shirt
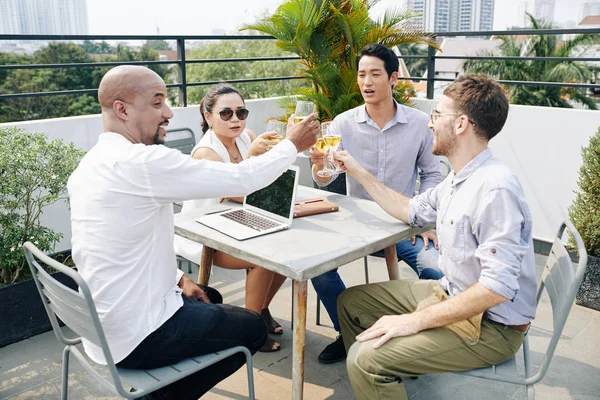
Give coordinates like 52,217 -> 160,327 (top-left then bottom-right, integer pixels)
68,65 -> 319,400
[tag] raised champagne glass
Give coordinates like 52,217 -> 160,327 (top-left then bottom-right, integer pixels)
294,101 -> 315,124
266,119 -> 286,143
316,121 -> 335,177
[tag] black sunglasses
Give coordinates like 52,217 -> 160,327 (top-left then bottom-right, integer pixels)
218,108 -> 250,121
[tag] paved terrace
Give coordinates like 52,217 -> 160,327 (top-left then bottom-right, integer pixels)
1,254 -> 599,400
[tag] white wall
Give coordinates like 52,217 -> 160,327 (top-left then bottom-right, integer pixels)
413,98 -> 600,242
2,97 -> 599,250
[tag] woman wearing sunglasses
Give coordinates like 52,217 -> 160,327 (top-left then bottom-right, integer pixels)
174,83 -> 284,352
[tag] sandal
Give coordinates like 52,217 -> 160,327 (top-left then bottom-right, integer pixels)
258,336 -> 281,353
261,308 -> 283,335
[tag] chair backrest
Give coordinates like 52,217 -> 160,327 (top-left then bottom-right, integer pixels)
533,220 -> 588,379
23,242 -> 124,390
164,128 -> 196,155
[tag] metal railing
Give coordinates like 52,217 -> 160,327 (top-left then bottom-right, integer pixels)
1,27 -> 599,108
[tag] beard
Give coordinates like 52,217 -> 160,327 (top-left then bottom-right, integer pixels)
432,128 -> 456,157
153,128 -> 164,145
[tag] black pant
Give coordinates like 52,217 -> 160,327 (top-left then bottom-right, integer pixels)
117,285 -> 267,400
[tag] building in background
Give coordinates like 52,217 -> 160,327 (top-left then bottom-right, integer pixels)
581,1 -> 600,20
533,0 -> 555,24
0,0 -> 88,36
406,0 -> 495,33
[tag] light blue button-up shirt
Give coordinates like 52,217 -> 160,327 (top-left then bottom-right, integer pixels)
408,149 -> 537,325
315,101 -> 442,199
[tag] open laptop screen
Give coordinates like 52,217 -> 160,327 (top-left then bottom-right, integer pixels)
245,169 -> 296,219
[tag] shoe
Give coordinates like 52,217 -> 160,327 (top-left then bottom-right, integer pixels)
258,335 -> 281,353
318,335 -> 347,364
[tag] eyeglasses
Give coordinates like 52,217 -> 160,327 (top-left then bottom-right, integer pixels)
430,109 -> 476,126
217,108 -> 250,121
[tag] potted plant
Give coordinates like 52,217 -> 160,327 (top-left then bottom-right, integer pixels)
569,126 -> 600,311
0,126 -> 85,347
242,0 -> 438,120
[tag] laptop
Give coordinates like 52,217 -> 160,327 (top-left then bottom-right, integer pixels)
195,166 -> 300,240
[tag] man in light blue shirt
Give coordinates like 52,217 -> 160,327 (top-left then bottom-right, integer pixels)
335,74 -> 537,400
310,44 -> 443,364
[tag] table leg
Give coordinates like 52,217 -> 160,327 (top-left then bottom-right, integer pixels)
384,244 -> 399,280
292,280 -> 307,400
198,246 -> 214,285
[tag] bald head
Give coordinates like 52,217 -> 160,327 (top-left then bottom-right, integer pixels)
98,66 -> 164,109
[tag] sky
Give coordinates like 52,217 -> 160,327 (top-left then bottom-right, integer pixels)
85,0 -> 589,36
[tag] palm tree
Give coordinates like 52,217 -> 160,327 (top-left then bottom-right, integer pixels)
463,13 -> 600,110
398,43 -> 428,78
242,0 -> 439,120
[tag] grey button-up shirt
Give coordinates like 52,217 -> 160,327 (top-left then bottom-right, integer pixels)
315,101 -> 442,199
408,149 -> 537,325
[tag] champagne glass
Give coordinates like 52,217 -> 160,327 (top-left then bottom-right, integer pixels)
294,101 -> 315,124
323,123 -> 342,173
316,121 -> 334,177
266,119 -> 286,143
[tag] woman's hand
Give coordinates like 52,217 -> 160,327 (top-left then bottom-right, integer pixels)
247,132 -> 282,157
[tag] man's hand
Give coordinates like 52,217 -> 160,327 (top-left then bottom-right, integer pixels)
356,313 -> 424,349
411,229 -> 439,250
332,150 -> 366,178
286,113 -> 320,152
178,274 -> 211,303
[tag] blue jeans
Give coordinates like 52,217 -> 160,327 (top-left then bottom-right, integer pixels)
117,286 -> 267,400
311,237 -> 442,333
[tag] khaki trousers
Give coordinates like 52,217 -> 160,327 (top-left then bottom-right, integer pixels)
338,280 -> 525,400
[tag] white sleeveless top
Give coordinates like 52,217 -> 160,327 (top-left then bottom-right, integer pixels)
174,129 -> 252,263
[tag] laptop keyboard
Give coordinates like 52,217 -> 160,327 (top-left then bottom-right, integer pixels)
222,209 -> 282,231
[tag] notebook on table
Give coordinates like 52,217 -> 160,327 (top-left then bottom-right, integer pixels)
195,166 -> 300,240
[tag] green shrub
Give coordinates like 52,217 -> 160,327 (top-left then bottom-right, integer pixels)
0,127 -> 85,285
569,126 -> 600,257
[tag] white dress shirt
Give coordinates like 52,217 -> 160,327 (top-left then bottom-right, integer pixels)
68,132 -> 298,364
408,149 -> 537,325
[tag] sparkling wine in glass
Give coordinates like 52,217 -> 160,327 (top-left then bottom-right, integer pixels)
294,101 -> 315,124
266,120 -> 285,143
316,121 -> 335,177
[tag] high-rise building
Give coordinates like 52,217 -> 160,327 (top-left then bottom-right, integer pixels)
582,1 -> 600,20
0,0 -> 88,35
406,0 -> 494,32
533,0 -> 555,23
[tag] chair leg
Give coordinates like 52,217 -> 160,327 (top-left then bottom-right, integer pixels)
316,296 -> 321,326
526,385 -> 535,400
242,347 -> 255,400
198,247 -> 215,285
61,346 -> 70,400
363,256 -> 369,284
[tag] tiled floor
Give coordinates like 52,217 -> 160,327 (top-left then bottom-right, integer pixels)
1,254 -> 599,399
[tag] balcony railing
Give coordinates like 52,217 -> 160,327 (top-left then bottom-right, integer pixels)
1,28 -> 600,108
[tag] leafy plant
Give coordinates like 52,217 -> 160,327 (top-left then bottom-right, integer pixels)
463,13 -> 600,110
242,0 -> 438,120
0,127 -> 85,285
186,38 -> 307,104
569,127 -> 600,257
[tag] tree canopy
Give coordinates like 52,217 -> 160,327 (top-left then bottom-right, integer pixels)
0,41 -> 171,123
463,13 -> 600,110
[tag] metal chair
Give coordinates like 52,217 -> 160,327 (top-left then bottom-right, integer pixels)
23,242 -> 255,400
163,127 -> 196,155
455,220 -> 588,399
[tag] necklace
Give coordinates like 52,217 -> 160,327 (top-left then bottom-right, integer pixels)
225,145 -> 240,163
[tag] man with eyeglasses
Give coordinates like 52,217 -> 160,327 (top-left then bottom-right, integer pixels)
308,43 -> 444,364
334,74 -> 537,400
67,66 -> 320,399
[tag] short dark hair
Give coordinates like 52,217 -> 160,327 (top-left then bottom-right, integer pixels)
200,83 -> 245,134
443,74 -> 509,141
356,44 -> 399,79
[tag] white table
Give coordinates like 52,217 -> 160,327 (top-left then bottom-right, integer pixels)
174,186 -> 426,399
